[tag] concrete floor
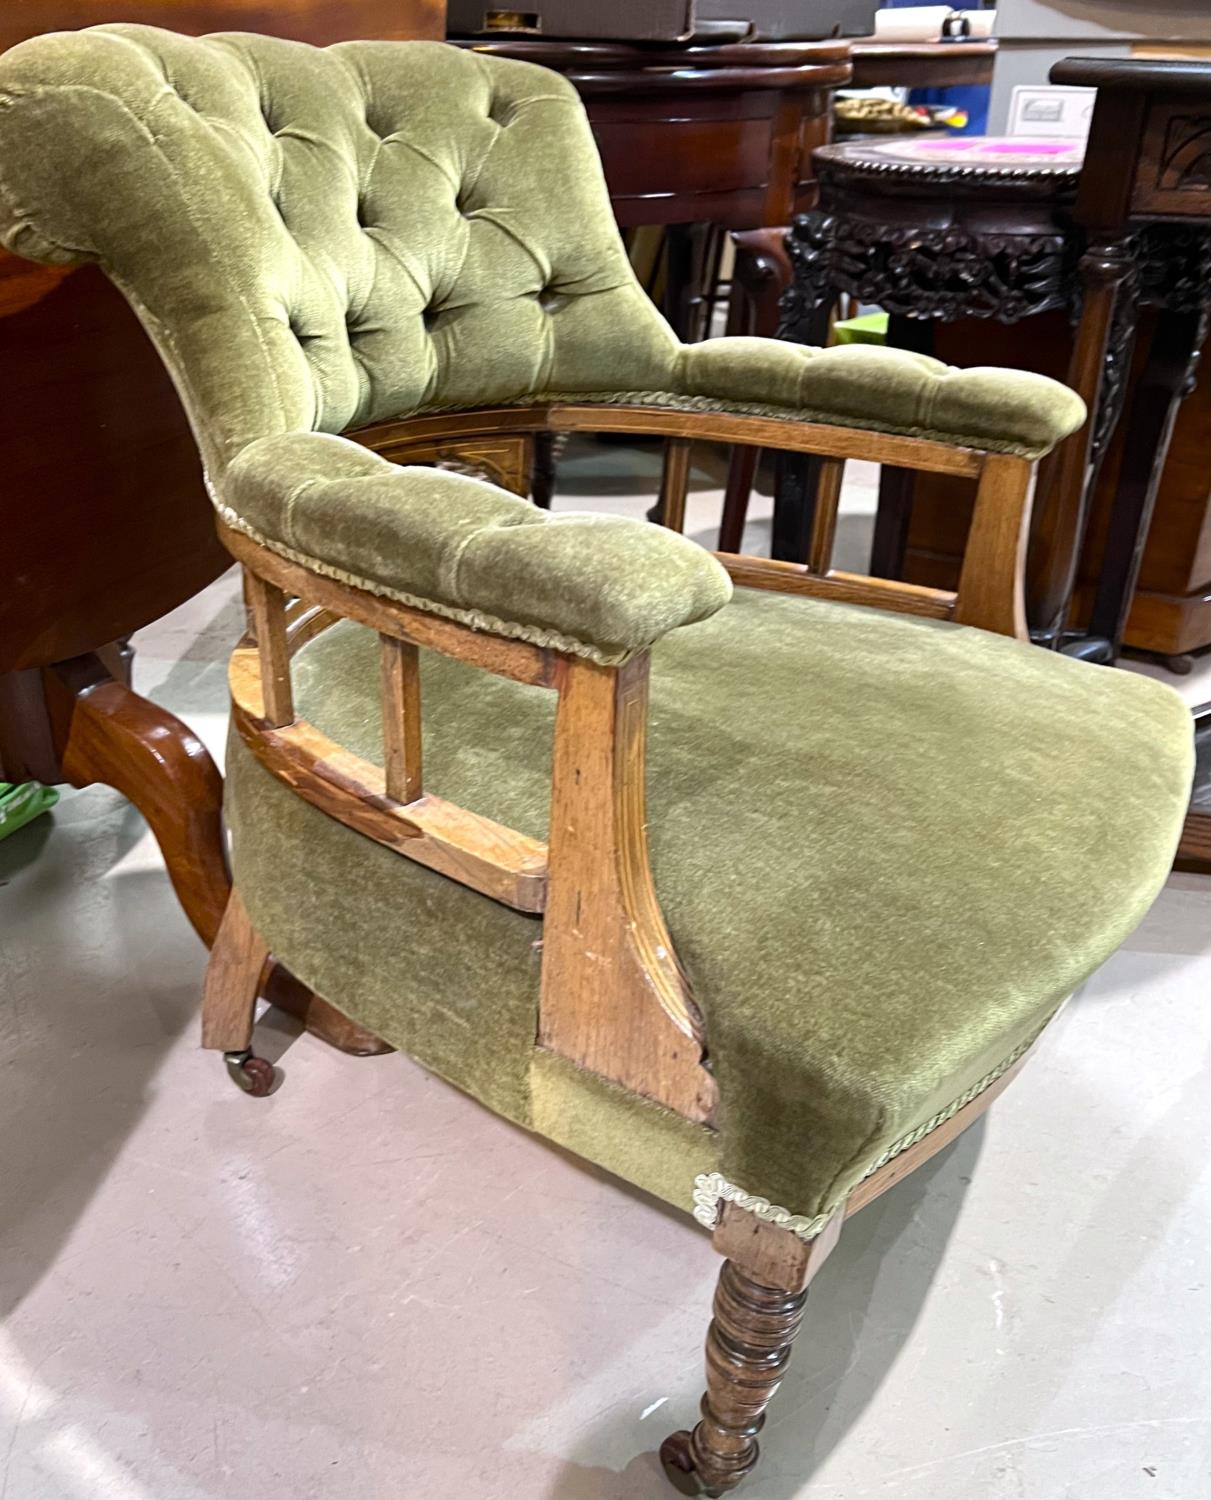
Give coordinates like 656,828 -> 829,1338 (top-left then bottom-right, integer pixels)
2,450 -> 1210,1499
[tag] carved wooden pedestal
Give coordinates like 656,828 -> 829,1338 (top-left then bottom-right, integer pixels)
780,130 -> 1211,667
779,135 -> 1085,585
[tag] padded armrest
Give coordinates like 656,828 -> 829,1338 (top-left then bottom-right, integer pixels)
222,432 -> 732,664
674,339 -> 1087,460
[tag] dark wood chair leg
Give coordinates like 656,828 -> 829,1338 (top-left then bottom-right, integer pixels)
45,652 -> 230,946
263,962 -> 394,1057
33,651 -> 392,1060
661,1261 -> 809,1496
531,431 -> 557,510
661,1204 -> 843,1496
770,452 -> 821,564
720,229 -> 796,554
203,891 -> 393,1092
202,888 -> 277,1096
717,446 -> 759,554
863,315 -> 937,581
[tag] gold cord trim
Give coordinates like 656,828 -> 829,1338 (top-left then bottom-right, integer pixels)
692,1027 -> 1045,1241
217,505 -> 636,666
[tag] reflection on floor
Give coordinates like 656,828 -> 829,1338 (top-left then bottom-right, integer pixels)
2,442 -> 1209,1500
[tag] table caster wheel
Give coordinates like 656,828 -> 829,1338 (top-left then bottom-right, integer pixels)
660,1432 -> 722,1497
223,1049 -> 276,1097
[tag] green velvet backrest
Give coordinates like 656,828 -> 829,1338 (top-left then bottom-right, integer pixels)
0,26 -> 679,479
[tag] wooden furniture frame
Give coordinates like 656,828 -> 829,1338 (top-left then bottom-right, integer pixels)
204,399 -> 1034,1493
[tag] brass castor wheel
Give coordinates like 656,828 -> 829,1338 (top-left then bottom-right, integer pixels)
660,1432 -> 724,1498
223,1049 -> 276,1097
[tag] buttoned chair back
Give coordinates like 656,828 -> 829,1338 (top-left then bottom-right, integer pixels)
0,27 -> 678,480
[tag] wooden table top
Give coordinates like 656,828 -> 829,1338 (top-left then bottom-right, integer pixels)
849,39 -> 996,90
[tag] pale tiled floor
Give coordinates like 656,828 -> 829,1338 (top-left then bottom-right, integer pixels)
2,448 -> 1210,1499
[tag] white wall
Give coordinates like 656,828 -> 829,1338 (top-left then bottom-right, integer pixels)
989,1 -> 1211,132
996,0 -> 1211,43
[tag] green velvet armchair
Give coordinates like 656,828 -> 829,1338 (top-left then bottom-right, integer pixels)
0,25 -> 1193,1495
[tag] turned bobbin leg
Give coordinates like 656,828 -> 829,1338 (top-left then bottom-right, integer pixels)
661,1202 -> 843,1496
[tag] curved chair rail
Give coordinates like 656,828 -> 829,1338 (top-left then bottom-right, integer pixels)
346,401 -> 1029,639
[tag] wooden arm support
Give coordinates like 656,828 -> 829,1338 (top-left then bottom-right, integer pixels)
221,516 -> 717,1122
218,405 -> 1035,1128
352,403 -> 1035,643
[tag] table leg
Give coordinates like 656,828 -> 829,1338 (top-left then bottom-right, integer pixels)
867,316 -> 936,579
769,289 -> 836,563
1025,235 -> 1139,645
665,224 -> 708,342
1086,306 -> 1206,656
718,229 -> 794,553
43,652 -> 231,947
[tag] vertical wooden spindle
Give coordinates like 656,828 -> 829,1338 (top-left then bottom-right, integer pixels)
658,436 -> 693,533
807,458 -> 845,574
245,570 -> 293,728
379,634 -> 423,804
955,453 -> 1033,640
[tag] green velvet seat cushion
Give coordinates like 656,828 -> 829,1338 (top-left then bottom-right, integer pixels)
226,587 -> 1192,1227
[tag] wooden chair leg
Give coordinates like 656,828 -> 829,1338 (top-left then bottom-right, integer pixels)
661,1204 -> 843,1496
201,888 -> 277,1095
717,446 -> 759,554
262,963 -> 394,1058
203,891 -> 393,1090
37,653 -> 391,1063
44,652 -> 230,946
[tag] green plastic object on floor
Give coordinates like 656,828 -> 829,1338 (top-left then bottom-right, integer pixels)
0,782 -> 59,841
834,311 -> 889,346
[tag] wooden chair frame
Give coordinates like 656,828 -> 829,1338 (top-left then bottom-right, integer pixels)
204,402 -> 1036,1494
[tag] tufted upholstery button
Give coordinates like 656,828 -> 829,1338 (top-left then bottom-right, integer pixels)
364,108 -> 391,141
537,287 -> 567,313
288,317 -> 321,348
422,305 -> 440,332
